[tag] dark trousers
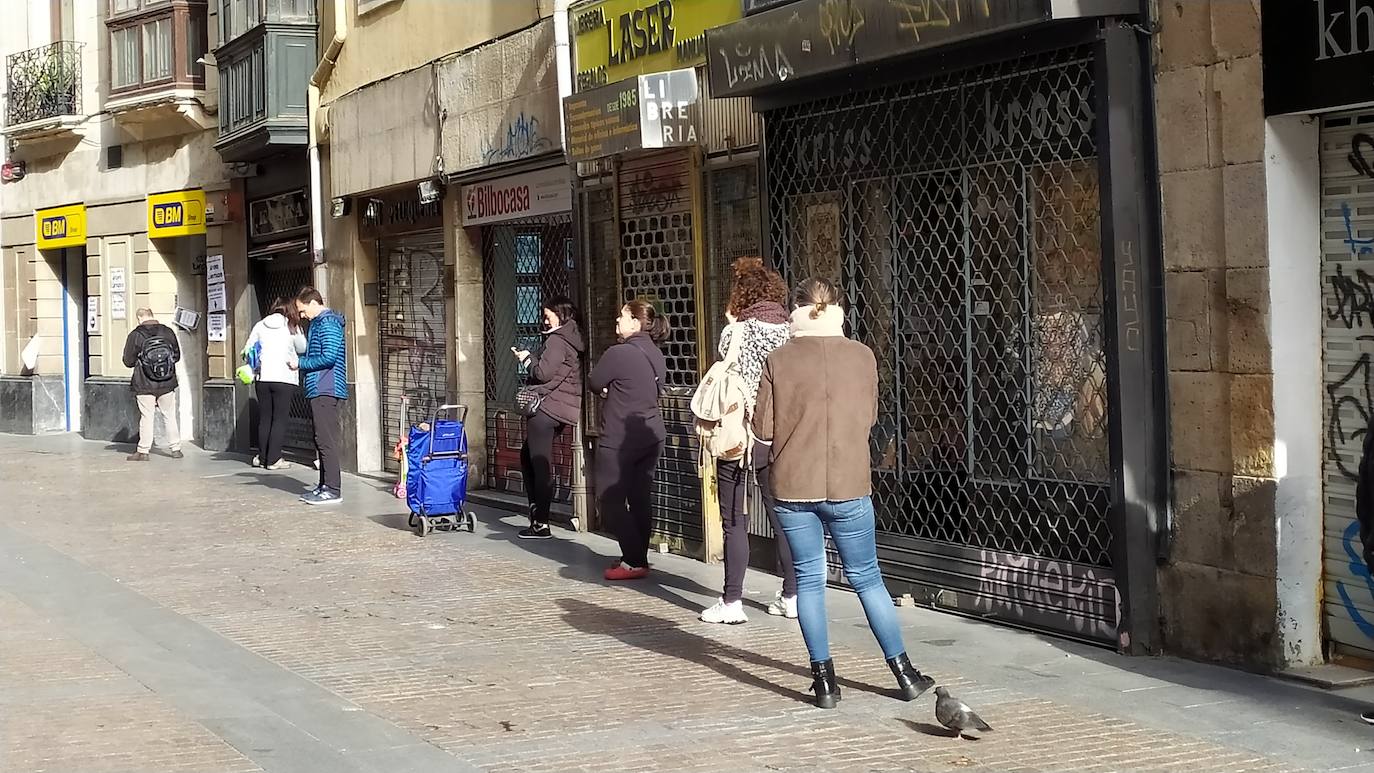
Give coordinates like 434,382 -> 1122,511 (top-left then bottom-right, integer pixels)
520,412 -> 565,525
310,395 -> 343,492
256,381 -> 295,467
596,442 -> 662,569
718,444 -> 798,603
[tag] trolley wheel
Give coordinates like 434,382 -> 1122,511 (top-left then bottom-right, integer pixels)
416,516 -> 433,537
466,512 -> 476,533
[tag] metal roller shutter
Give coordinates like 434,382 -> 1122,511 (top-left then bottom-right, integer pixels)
1320,110 -> 1374,658
613,150 -> 702,546
379,229 -> 449,473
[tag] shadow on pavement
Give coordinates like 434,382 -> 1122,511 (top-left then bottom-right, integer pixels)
480,513 -> 717,613
234,471 -> 312,496
369,513 -> 414,532
896,718 -> 962,739
556,597 -> 890,703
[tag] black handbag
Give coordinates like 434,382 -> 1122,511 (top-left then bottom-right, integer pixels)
514,386 -> 544,418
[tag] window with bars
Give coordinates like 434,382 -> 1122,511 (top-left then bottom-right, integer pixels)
107,0 -> 207,96
704,160 -> 762,354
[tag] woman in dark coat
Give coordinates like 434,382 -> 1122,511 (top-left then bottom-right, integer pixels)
587,299 -> 670,580
513,296 -> 585,539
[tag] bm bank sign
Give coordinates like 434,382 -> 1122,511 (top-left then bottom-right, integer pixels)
34,204 -> 87,250
147,189 -> 207,238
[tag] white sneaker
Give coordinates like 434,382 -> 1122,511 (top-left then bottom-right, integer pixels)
700,598 -> 748,625
251,455 -> 261,468
766,591 -> 798,619
265,460 -> 291,470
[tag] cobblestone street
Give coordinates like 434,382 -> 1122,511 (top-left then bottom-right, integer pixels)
2,434 -> 1371,773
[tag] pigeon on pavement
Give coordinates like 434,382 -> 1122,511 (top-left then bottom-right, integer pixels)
935,687 -> 994,737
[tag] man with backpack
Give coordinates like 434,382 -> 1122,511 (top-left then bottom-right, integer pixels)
121,308 -> 182,462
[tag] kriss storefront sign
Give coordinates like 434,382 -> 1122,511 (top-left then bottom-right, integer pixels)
707,0 -> 1054,97
1262,0 -> 1374,115
462,168 -> 572,227
147,189 -> 207,238
564,68 -> 702,162
34,203 -> 87,250
571,0 -> 740,91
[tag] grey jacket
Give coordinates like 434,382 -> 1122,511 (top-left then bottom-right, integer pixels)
528,322 -> 585,426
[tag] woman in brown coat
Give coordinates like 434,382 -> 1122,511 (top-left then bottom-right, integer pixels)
752,277 -> 937,709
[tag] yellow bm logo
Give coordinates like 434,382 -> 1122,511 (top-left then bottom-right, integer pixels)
41,216 -> 68,238
153,202 -> 185,227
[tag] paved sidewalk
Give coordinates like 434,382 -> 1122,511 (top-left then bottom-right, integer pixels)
2,434 -> 1372,773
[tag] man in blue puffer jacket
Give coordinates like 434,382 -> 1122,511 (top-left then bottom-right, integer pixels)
294,286 -> 349,505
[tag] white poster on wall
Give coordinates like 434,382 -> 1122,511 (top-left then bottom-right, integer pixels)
207,313 -> 227,342
109,268 -> 126,294
111,293 -> 127,320
86,297 -> 99,333
207,282 -> 227,313
205,254 -> 225,284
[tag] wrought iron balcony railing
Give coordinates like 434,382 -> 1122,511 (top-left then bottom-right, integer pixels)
5,41 -> 83,127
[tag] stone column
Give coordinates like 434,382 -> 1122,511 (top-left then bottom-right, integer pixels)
452,209 -> 487,491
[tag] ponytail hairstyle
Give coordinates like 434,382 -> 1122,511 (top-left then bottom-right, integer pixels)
792,276 -> 841,320
624,299 -> 671,344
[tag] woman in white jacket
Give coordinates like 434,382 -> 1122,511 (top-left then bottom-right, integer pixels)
246,298 -> 308,469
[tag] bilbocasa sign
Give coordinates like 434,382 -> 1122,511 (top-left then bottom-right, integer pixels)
461,167 -> 573,227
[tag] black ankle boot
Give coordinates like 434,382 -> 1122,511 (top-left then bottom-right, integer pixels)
887,653 -> 935,701
809,659 -> 841,709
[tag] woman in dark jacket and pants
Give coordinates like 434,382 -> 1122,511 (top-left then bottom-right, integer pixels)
588,300 -> 669,581
514,296 -> 585,540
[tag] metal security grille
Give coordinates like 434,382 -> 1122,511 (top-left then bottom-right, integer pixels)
1319,110 -> 1374,660
704,161 -> 763,360
614,150 -> 701,544
704,160 -> 776,540
253,255 -> 314,453
765,46 -> 1118,641
379,231 -> 449,473
482,215 -> 578,503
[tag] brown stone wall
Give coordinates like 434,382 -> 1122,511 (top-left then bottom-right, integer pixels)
1155,0 -> 1278,666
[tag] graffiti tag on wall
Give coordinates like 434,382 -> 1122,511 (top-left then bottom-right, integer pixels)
482,112 -> 554,164
973,549 -> 1118,639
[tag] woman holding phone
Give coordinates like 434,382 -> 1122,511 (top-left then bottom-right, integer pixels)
511,296 -> 585,540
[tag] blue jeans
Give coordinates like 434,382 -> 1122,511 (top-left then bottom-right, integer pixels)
775,496 -> 907,663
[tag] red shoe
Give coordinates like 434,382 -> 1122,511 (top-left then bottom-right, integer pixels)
604,563 -> 650,581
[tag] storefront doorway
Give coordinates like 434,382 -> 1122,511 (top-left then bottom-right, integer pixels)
763,44 -> 1119,642
481,216 -> 578,502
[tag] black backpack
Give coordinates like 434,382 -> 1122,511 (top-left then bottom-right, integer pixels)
140,333 -> 176,382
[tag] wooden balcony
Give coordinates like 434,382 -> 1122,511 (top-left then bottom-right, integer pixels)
213,0 -> 316,161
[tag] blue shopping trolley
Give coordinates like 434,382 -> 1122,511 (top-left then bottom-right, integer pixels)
405,404 -> 477,537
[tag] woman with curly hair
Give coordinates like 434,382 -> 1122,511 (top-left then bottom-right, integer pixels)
699,257 -> 799,625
